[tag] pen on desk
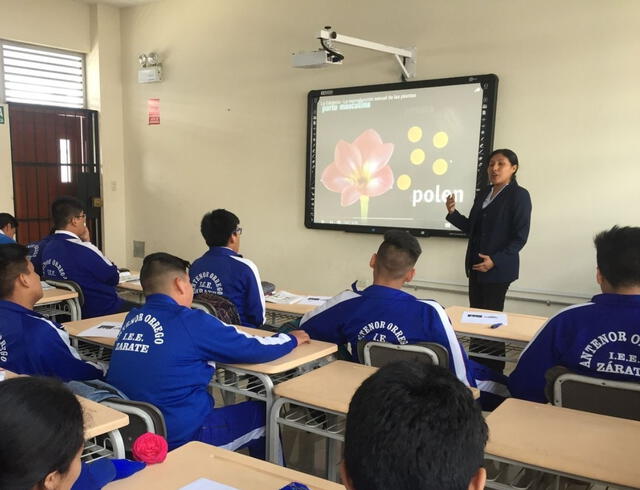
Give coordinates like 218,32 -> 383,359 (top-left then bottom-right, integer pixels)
490,323 -> 502,329
307,297 -> 320,301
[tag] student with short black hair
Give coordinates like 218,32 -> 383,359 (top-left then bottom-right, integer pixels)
0,243 -> 105,380
341,361 -> 488,490
0,212 -> 18,244
509,225 -> 640,402
41,196 -> 132,318
300,230 -> 475,386
107,252 -> 310,454
0,376 -> 84,489
190,209 -> 266,327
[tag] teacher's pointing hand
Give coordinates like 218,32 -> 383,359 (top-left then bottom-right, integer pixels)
445,194 -> 456,214
472,253 -> 494,273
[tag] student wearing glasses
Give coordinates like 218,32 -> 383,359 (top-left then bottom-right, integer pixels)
190,209 -> 266,327
41,196 -> 135,318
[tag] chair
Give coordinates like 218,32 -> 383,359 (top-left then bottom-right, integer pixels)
101,398 -> 167,457
41,278 -> 84,321
545,366 -> 640,421
356,340 -> 449,369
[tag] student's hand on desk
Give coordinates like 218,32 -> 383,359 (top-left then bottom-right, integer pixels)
289,330 -> 311,345
445,194 -> 456,214
472,253 -> 494,272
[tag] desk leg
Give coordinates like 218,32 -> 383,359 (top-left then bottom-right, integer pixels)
107,430 -> 126,459
269,397 -> 287,465
325,414 -> 339,482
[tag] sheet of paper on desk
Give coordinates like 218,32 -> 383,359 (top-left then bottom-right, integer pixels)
461,311 -> 508,326
265,290 -> 305,304
77,322 -> 123,339
119,273 -> 140,282
298,295 -> 331,306
179,478 -> 237,490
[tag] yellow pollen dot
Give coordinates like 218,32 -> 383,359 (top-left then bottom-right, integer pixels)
396,174 -> 411,190
433,131 -> 449,149
432,158 -> 448,175
407,126 -> 423,143
410,149 -> 425,165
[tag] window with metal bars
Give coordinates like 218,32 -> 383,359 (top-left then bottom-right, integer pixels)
0,40 -> 85,109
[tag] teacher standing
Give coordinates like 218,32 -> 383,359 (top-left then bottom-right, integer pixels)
445,149 -> 532,370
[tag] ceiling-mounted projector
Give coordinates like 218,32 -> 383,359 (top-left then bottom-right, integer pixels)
292,49 -> 343,69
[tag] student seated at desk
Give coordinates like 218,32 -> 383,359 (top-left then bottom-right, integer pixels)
0,376 -> 143,490
0,244 -> 105,381
190,209 -> 266,327
341,361 -> 487,490
41,196 -> 135,318
300,230 -> 475,387
107,252 -> 309,454
509,226 -> 640,403
0,212 -> 18,244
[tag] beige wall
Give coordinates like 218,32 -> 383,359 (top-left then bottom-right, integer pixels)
86,4 -> 128,265
118,0 -> 640,309
0,0 -> 127,264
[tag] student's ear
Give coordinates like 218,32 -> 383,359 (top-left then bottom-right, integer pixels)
42,470 -> 61,490
596,267 -> 603,286
468,467 -> 486,490
339,460 -> 355,490
404,267 -> 416,283
175,275 -> 189,296
369,253 -> 377,269
17,272 -> 30,289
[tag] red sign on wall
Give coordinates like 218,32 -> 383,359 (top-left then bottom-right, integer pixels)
148,98 -> 160,125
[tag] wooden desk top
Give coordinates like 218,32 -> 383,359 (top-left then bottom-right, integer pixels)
64,315 -> 337,374
274,361 -> 479,413
265,300 -> 316,315
117,280 -> 142,292
446,305 -> 547,342
486,398 -> 640,488
225,326 -> 337,374
64,312 -> 126,347
106,441 -> 344,490
274,361 -> 377,413
2,370 -> 129,439
36,287 -> 79,305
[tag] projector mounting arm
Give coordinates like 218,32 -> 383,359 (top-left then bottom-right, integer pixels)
319,27 -> 416,79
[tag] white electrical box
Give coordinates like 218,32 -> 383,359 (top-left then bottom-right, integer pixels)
138,66 -> 162,83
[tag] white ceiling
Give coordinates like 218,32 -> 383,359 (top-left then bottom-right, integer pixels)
78,0 -> 161,7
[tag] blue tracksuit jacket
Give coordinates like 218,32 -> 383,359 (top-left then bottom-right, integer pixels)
190,247 -> 265,327
0,300 -> 104,381
106,294 -> 297,449
27,234 -> 55,275
41,231 -> 122,318
509,294 -> 640,403
300,283 -> 475,387
0,231 -> 15,244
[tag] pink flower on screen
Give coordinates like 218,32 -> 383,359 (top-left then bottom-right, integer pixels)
321,129 -> 395,207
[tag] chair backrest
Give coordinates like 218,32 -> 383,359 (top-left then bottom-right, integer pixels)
45,278 -> 85,306
357,340 -> 449,369
192,292 -> 241,325
546,366 -> 640,421
101,398 -> 167,455
261,281 -> 276,295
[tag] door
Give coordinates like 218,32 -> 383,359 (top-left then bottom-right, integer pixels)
9,103 -> 102,248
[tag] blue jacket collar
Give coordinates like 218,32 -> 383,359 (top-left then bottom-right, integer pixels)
0,299 -> 42,316
350,281 -> 415,300
592,293 -> 640,306
206,246 -> 241,258
144,293 -> 181,307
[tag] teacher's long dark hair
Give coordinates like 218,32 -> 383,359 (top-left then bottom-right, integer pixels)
0,376 -> 84,490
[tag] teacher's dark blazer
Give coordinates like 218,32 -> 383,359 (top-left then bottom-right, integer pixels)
446,181 -> 532,284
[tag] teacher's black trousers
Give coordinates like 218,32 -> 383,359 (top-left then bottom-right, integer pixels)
468,272 -> 510,372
